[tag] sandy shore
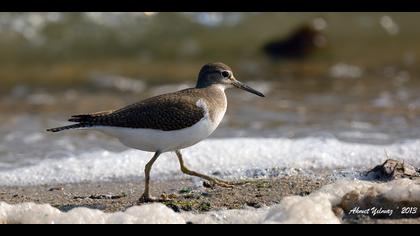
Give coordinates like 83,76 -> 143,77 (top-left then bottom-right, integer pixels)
0,175 -> 328,213
1,174 -> 419,224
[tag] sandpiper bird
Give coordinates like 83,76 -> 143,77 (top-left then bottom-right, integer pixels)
47,62 -> 265,202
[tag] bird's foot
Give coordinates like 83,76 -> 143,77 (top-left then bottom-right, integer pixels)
138,193 -> 158,203
138,193 -> 178,203
203,178 -> 243,188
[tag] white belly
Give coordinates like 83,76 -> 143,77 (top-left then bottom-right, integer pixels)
94,115 -> 222,153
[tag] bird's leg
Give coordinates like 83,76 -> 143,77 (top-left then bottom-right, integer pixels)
139,151 -> 161,202
175,150 -> 237,188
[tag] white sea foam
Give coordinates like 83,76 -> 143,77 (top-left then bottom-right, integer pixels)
1,179 -> 418,224
0,202 -> 185,224
0,137 -> 420,186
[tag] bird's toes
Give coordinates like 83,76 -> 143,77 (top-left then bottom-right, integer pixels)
137,194 -> 158,203
203,180 -> 234,188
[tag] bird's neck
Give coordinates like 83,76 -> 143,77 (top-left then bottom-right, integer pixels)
198,85 -> 227,124
196,83 -> 227,92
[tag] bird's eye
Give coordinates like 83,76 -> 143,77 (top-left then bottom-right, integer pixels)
221,71 -> 231,78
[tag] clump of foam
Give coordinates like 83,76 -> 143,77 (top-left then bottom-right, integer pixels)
263,195 -> 340,224
0,202 -> 185,224
183,207 -> 270,224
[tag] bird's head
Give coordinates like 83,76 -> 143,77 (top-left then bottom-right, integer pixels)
196,62 -> 265,97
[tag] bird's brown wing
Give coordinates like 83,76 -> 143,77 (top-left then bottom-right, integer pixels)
68,90 -> 205,131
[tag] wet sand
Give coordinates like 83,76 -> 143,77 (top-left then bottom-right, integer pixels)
1,175 -> 419,224
0,176 -> 328,213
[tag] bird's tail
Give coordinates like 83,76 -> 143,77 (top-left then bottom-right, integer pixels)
47,111 -> 111,133
46,123 -> 89,133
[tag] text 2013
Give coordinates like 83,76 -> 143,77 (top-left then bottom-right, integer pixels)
401,207 -> 417,215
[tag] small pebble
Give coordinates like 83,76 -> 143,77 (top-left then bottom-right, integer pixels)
48,187 -> 64,192
201,192 -> 212,197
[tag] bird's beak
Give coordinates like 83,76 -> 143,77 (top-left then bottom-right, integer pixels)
231,77 -> 265,97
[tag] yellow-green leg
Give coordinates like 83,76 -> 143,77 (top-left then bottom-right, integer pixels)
139,151 -> 161,202
175,150 -> 236,188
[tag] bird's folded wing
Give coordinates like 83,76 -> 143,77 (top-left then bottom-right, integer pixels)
68,93 -> 205,131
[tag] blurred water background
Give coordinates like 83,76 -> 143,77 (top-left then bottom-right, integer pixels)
1,12 -> 420,173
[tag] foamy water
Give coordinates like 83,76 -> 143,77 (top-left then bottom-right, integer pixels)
0,137 -> 419,186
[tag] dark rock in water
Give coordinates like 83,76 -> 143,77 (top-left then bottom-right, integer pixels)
72,193 -> 127,200
366,159 -> 420,181
246,201 -> 262,208
262,24 -> 327,60
57,204 -> 107,212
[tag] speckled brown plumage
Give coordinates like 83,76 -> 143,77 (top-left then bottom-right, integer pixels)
49,87 -> 226,132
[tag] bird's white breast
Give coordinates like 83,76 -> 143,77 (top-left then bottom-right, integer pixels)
94,98 -> 226,153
